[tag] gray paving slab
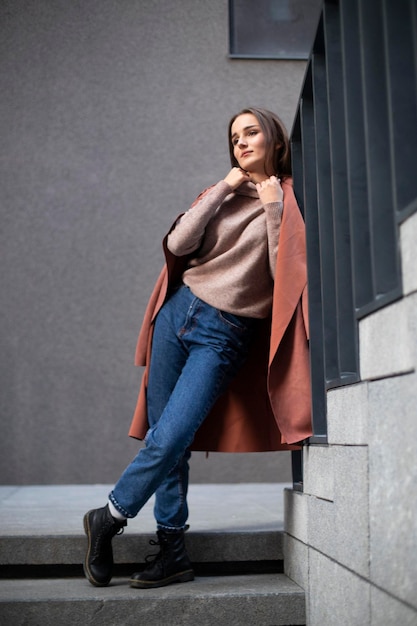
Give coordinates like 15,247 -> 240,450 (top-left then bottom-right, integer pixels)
0,483 -> 290,536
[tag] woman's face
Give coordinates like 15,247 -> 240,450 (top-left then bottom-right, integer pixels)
230,113 -> 268,181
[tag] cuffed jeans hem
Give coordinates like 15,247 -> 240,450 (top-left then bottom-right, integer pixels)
108,491 -> 136,519
156,522 -> 189,532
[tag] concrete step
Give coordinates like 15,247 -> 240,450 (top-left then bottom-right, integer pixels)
0,484 -> 305,625
0,484 -> 290,568
1,529 -> 284,575
0,574 -> 306,626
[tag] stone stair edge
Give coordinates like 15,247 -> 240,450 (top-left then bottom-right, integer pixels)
0,574 -> 306,626
0,530 -> 285,565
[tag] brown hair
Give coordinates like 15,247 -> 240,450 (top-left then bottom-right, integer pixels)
228,107 -> 292,179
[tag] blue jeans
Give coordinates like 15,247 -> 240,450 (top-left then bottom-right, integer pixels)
109,284 -> 256,529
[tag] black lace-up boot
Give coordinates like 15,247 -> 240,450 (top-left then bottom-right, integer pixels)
130,528 -> 194,589
83,505 -> 127,587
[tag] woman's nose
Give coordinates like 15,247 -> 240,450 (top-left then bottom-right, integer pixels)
237,135 -> 247,147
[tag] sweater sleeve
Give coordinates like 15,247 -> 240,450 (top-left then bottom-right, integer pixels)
167,181 -> 233,256
264,200 -> 284,279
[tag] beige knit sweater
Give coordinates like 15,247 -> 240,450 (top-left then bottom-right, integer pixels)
166,180 -> 283,318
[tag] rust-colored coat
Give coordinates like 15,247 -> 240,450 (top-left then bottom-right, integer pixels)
128,179 -> 312,449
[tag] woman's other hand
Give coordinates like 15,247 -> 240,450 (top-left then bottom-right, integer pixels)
256,176 -> 283,205
223,167 -> 251,190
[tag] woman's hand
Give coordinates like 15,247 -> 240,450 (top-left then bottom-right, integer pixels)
256,176 -> 283,205
223,167 -> 251,190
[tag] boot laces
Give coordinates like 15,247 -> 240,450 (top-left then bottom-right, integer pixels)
144,537 -> 167,565
92,517 -> 125,556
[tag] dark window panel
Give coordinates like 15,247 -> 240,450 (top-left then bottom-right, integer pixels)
310,49 -> 339,384
323,1 -> 358,379
300,66 -> 328,438
229,0 -> 322,59
359,0 -> 399,299
383,0 -> 417,214
291,111 -> 304,217
340,0 -> 373,312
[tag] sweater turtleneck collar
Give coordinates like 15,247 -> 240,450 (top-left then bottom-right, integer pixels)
235,181 -> 259,198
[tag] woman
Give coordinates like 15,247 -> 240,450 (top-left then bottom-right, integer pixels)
83,107 -> 312,590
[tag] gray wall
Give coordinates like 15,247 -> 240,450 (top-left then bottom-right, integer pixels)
0,0 -> 306,484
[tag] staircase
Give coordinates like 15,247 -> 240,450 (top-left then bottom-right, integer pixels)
0,484 -> 305,625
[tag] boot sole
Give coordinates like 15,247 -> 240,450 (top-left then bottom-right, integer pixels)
83,511 -> 111,587
129,569 -> 195,589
